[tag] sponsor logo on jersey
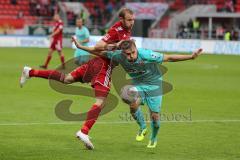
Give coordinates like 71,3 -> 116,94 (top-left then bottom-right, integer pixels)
103,34 -> 110,41
116,26 -> 123,31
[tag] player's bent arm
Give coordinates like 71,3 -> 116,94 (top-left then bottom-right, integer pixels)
80,38 -> 89,43
163,49 -> 202,62
72,37 -> 106,56
95,40 -> 119,51
50,28 -> 61,37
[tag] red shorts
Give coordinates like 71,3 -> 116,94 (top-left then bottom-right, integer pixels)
70,58 -> 112,97
50,38 -> 62,51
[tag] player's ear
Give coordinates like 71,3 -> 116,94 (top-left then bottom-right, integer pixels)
130,39 -> 136,42
119,16 -> 124,22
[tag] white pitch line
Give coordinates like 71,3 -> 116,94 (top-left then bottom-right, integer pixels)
0,119 -> 240,126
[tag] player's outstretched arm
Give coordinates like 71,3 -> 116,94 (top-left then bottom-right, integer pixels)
71,36 -> 107,56
163,49 -> 203,62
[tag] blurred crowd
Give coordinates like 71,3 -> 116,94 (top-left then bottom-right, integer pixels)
177,18 -> 239,41
29,0 -> 58,17
64,0 -> 125,26
183,0 -> 235,12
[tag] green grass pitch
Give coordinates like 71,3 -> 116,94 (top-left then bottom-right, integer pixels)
0,47 -> 240,160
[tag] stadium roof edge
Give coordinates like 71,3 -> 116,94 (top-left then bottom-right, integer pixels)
195,13 -> 240,18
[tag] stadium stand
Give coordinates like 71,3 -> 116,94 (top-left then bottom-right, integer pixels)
0,0 -> 239,40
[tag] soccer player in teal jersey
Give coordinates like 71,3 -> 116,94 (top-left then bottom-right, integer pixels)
74,18 -> 90,65
72,38 -> 202,148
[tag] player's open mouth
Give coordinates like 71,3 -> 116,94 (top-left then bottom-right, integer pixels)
128,59 -> 137,63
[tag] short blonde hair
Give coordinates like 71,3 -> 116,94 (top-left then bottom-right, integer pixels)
118,8 -> 134,19
119,40 -> 136,50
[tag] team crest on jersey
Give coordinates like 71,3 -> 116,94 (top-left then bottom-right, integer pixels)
116,26 -> 123,31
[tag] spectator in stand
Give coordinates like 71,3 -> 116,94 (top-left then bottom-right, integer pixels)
41,0 -> 49,16
30,0 -> 37,15
31,0 -> 56,17
177,23 -> 189,39
115,0 -> 125,10
231,27 -> 238,40
94,5 -> 102,25
238,28 -> 240,41
36,3 -> 41,16
17,11 -> 24,19
187,19 -> 193,33
103,1 -> 113,22
193,18 -> 200,38
224,30 -> 231,41
216,25 -> 224,40
50,0 -> 57,16
11,0 -> 17,5
67,11 -> 75,26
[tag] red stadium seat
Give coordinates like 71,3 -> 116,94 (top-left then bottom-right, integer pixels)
0,18 -> 24,28
159,16 -> 170,29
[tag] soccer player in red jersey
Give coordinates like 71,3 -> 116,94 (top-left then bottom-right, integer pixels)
40,14 -> 65,69
20,8 -> 135,150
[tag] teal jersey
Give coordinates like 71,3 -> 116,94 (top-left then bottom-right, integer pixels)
75,26 -> 90,46
107,48 -> 164,85
74,26 -> 90,57
107,48 -> 164,112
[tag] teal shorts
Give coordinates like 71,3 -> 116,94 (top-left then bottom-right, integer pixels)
135,84 -> 162,113
74,49 -> 90,65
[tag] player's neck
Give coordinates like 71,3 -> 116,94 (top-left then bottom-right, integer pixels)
118,21 -> 130,32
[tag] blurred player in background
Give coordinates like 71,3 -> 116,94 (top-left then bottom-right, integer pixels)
20,8 -> 135,150
40,14 -> 65,69
73,18 -> 90,65
72,39 -> 202,148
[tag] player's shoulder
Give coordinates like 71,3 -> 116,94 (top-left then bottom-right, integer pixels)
57,20 -> 64,25
110,21 -> 124,32
83,26 -> 89,31
138,48 -> 153,55
138,48 -> 163,59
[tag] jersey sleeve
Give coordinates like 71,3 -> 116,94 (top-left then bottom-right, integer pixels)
101,28 -> 119,43
105,50 -> 121,62
58,22 -> 63,30
84,28 -> 90,38
74,27 -> 78,35
141,49 -> 164,64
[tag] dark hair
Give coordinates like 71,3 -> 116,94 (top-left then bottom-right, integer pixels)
118,8 -> 134,19
76,17 -> 85,25
119,40 -> 136,50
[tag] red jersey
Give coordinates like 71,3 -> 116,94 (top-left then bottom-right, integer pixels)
102,21 -> 131,43
52,20 -> 63,40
